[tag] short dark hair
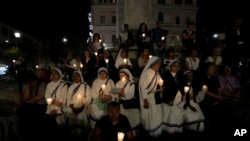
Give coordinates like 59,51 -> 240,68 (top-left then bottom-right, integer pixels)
108,101 -> 120,109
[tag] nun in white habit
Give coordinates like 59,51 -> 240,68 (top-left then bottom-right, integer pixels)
64,70 -> 91,134
115,68 -> 140,136
89,67 -> 115,129
115,49 -> 133,70
138,56 -> 163,138
45,68 -> 68,125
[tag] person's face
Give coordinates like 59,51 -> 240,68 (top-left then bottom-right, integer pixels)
99,71 -> 107,80
223,65 -> 232,75
191,49 -> 198,57
170,63 -> 180,73
85,51 -> 90,57
72,73 -> 81,83
143,49 -> 149,56
119,73 -> 128,81
186,74 -> 193,82
103,52 -> 109,59
120,50 -> 127,58
51,71 -> 60,82
108,105 -> 120,122
151,62 -> 161,71
207,64 -> 216,76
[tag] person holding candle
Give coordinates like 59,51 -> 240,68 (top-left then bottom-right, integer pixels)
135,22 -> 151,58
182,70 -> 206,136
44,68 -> 68,139
87,33 -> 105,55
115,68 -> 140,137
161,60 -> 185,139
89,67 -> 115,129
138,56 -> 163,140
88,101 -> 134,141
115,49 -> 133,71
64,70 -> 91,139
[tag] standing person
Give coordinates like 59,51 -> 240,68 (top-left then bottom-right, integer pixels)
138,56 -> 163,140
135,22 -> 151,58
115,68 -> 140,137
161,60 -> 185,140
89,67 -> 115,129
44,68 -> 68,140
64,70 -> 91,140
88,101 -> 134,141
14,54 -> 28,95
150,20 -> 168,58
181,22 -> 196,51
225,17 -> 248,72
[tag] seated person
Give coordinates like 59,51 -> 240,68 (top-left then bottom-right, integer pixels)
88,101 -> 134,141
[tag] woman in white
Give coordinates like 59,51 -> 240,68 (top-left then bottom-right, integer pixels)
182,70 -> 206,133
115,49 -> 133,70
138,56 -> 163,139
45,68 -> 68,125
64,70 -> 91,136
89,67 -> 115,129
115,68 -> 140,136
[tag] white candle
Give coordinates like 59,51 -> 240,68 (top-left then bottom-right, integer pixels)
161,36 -> 165,41
80,63 -> 83,68
46,98 -> 53,105
77,94 -> 82,104
121,77 -> 126,82
123,58 -> 127,64
158,79 -> 164,87
142,33 -> 145,38
202,85 -> 208,92
149,55 -> 152,58
73,64 -> 76,68
99,39 -> 102,42
184,86 -> 189,93
101,84 -> 106,91
117,132 -> 125,141
105,59 -> 109,64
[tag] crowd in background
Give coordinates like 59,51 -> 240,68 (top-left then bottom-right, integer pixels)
5,16 -> 250,141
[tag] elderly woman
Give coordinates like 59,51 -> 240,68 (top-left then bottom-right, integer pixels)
89,67 -> 115,129
64,70 -> 91,138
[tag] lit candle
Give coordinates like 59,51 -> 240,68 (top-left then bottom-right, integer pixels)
202,85 -> 208,92
46,98 -> 53,105
121,77 -> 126,82
80,63 -> 83,69
184,86 -> 189,93
142,33 -> 145,40
12,60 -> 16,63
105,59 -> 109,64
99,39 -> 102,42
35,65 -> 39,69
158,79 -> 164,87
101,84 -> 106,91
123,58 -> 127,64
94,52 -> 98,56
149,55 -> 152,58
117,132 -> 125,141
161,36 -> 165,41
73,64 -> 76,69
77,94 -> 82,105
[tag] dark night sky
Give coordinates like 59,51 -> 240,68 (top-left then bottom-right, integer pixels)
0,0 -> 248,43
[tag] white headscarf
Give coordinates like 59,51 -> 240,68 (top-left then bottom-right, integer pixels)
72,70 -> 84,83
115,49 -> 132,69
119,68 -> 134,81
97,67 -> 108,78
141,56 -> 161,74
51,67 -> 63,81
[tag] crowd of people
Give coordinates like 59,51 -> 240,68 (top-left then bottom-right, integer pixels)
10,17 -> 250,141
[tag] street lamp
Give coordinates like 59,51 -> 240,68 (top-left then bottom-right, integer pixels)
62,37 -> 67,43
14,32 -> 21,38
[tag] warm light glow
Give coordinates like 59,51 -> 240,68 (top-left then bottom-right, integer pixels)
184,86 -> 189,93
80,63 -> 83,68
117,132 -> 124,141
123,58 -> 127,64
14,32 -> 21,38
101,84 -> 106,90
158,79 -> 164,87
202,85 -> 208,92
121,77 -> 126,82
36,65 -> 39,69
161,36 -> 165,40
94,52 -> 98,56
46,98 -> 53,105
105,59 -> 109,64
149,55 -> 152,58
